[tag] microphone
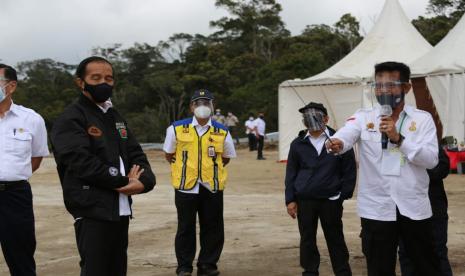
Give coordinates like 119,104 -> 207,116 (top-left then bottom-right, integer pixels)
380,105 -> 392,149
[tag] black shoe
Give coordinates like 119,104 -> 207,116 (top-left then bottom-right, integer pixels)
177,271 -> 192,276
197,267 -> 220,276
257,157 -> 266,160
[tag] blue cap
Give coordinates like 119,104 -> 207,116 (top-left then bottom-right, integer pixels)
191,89 -> 214,102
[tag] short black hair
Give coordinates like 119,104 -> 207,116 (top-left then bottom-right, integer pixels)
75,56 -> 112,79
375,62 -> 411,82
0,63 -> 18,81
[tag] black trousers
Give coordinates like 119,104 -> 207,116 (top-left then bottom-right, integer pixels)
257,135 -> 264,158
247,133 -> 257,151
175,185 -> 224,273
399,215 -> 452,276
297,198 -> 351,276
361,211 -> 440,276
0,182 -> 36,276
74,216 -> 129,276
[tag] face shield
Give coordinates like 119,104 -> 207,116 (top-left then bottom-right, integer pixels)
302,108 -> 326,132
371,75 -> 407,109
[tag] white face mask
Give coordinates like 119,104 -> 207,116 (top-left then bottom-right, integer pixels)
194,105 -> 212,119
249,117 -> 254,120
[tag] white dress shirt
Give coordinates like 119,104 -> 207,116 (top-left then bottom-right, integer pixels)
253,118 -> 266,136
332,105 -> 438,221
163,116 -> 237,194
0,103 -> 49,181
245,119 -> 255,134
97,100 -> 131,216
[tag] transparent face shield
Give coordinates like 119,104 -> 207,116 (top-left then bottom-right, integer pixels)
302,108 -> 326,132
368,73 -> 407,109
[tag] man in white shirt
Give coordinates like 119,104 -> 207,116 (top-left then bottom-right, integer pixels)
253,112 -> 266,160
327,62 -> 441,276
0,64 -> 49,276
164,89 -> 236,276
244,114 -> 257,151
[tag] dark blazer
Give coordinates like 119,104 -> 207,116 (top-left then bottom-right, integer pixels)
51,94 -> 156,221
428,146 -> 450,218
285,126 -> 356,204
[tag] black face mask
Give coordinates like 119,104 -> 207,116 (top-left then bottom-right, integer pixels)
376,92 -> 405,109
84,82 -> 113,103
259,115 -> 265,119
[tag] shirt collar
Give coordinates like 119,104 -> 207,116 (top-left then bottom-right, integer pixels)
96,100 -> 113,113
304,127 -> 329,139
192,116 -> 212,127
401,104 -> 414,118
7,102 -> 20,117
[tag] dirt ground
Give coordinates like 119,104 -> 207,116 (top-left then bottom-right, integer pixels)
1,148 -> 465,276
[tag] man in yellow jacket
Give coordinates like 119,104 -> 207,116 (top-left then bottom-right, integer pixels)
163,89 -> 236,276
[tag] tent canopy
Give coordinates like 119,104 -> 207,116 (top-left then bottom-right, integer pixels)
411,14 -> 465,76
410,14 -> 465,143
278,0 -> 432,161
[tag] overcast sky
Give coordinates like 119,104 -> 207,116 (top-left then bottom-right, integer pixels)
0,0 -> 430,66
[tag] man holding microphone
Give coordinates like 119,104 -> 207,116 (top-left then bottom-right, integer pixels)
327,62 -> 441,276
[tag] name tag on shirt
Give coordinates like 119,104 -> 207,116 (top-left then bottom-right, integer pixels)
381,148 -> 402,176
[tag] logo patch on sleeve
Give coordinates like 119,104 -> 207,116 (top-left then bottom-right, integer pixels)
115,122 -> 128,139
88,126 -> 103,137
109,167 -> 119,176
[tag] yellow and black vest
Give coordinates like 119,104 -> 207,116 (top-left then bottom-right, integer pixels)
171,118 -> 229,192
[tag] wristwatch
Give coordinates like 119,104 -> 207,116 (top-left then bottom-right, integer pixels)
390,134 -> 405,147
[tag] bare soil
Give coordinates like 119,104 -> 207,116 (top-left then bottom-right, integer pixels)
1,149 -> 464,275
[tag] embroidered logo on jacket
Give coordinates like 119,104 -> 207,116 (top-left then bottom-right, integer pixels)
115,122 -> 128,139
87,126 -> 103,137
109,167 -> 119,176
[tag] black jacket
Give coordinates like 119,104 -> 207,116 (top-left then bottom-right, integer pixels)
428,146 -> 450,218
285,127 -> 356,204
51,95 -> 156,221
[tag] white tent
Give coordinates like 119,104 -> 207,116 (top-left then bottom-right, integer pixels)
278,0 -> 432,161
411,14 -> 465,144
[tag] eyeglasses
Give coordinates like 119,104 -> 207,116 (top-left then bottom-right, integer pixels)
372,81 -> 406,90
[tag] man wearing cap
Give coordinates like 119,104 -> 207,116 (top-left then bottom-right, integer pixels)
285,102 -> 356,276
163,89 -> 236,276
0,64 -> 49,276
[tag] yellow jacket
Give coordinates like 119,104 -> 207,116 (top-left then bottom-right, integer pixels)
171,118 -> 228,191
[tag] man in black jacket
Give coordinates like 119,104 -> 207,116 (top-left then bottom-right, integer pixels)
398,146 -> 452,276
51,56 -> 156,276
285,102 -> 356,276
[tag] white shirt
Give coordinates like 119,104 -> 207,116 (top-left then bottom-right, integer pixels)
253,117 -> 266,136
305,128 -> 340,200
163,117 -> 237,194
332,105 -> 438,221
97,100 -> 131,216
245,119 -> 255,134
0,103 -> 49,181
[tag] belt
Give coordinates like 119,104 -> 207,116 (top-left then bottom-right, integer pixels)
0,180 -> 29,191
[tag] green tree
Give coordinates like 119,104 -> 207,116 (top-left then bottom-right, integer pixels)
334,13 -> 362,51
210,0 -> 290,61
